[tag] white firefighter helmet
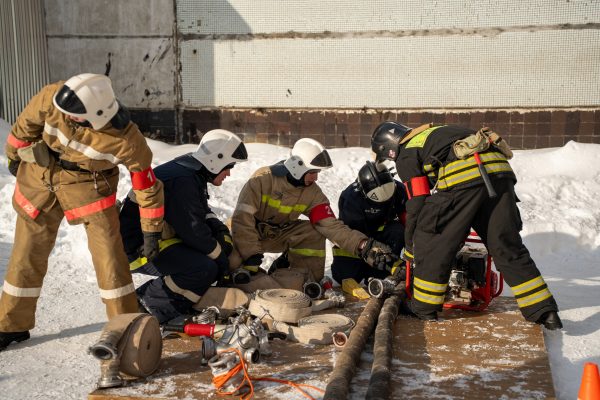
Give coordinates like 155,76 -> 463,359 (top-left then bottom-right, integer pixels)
357,161 -> 395,203
192,129 -> 248,174
53,73 -> 119,130
284,138 -> 333,180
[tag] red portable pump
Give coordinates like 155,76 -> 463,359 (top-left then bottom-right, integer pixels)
405,231 -> 503,311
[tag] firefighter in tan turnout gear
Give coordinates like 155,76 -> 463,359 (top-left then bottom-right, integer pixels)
371,121 -> 562,329
0,73 -> 165,351
229,137 -> 397,286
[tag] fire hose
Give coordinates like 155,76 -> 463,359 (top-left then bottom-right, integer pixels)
88,313 -> 162,389
273,314 -> 354,345
324,274 -> 406,399
248,289 -> 313,323
366,283 -> 403,400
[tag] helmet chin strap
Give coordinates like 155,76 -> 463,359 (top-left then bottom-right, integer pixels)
286,172 -> 307,187
199,164 -> 234,183
197,165 -> 218,182
73,119 -> 91,128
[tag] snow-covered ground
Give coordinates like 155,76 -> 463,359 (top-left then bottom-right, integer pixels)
0,117 -> 599,399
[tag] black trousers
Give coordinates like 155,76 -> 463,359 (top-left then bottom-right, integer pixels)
331,221 -> 404,284
410,178 -> 558,322
135,243 -> 219,323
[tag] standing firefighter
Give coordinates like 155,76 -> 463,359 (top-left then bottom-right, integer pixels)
371,121 -> 562,329
120,129 -> 248,324
331,161 -> 407,284
0,73 -> 164,351
230,138 -> 397,284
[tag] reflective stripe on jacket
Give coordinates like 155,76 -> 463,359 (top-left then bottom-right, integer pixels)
5,81 -> 164,232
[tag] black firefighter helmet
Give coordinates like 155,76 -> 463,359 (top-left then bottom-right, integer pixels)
371,121 -> 412,162
357,161 -> 396,203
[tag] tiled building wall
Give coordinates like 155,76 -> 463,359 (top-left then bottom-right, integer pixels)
133,108 -> 600,150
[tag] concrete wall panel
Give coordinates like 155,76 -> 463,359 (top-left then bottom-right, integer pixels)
47,38 -> 176,108
45,0 -> 172,36
44,0 -> 176,109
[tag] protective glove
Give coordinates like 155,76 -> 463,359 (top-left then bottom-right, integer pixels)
216,230 -> 233,257
142,231 -> 161,261
214,251 -> 231,286
8,158 -> 20,177
359,238 -> 399,271
241,254 -> 264,274
389,259 -> 407,279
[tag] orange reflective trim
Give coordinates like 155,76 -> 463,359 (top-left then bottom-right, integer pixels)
139,205 -> 165,219
64,193 -> 116,221
7,134 -> 32,149
14,184 -> 40,219
130,167 -> 157,190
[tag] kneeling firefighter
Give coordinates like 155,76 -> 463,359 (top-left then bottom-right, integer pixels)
371,121 -> 562,329
331,161 -> 407,284
120,129 -> 248,324
229,137 -> 398,286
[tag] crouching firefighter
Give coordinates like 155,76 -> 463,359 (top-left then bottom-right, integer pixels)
331,161 -> 408,285
229,137 -> 398,286
0,73 -> 165,351
371,121 -> 562,329
120,130 -> 248,324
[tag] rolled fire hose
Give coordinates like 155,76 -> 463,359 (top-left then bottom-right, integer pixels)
248,289 -> 312,323
272,314 -> 354,345
88,313 -> 162,389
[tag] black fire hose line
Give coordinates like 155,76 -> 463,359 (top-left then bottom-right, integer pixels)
323,296 -> 384,400
365,286 -> 403,400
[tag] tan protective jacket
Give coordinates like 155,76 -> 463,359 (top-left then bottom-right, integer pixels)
5,81 -> 164,232
231,164 -> 367,260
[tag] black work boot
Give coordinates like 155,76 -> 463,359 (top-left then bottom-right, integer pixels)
0,331 -> 30,351
398,303 -> 438,321
397,289 -> 438,321
536,311 -> 563,330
